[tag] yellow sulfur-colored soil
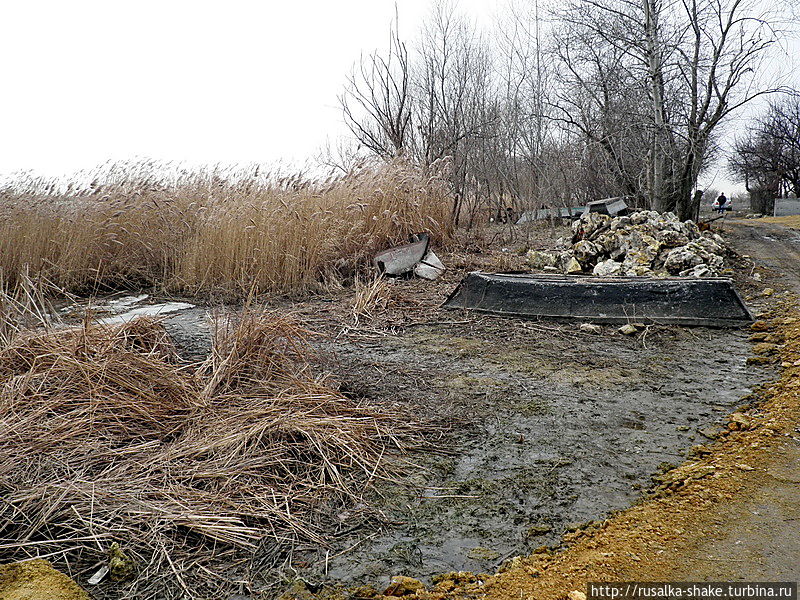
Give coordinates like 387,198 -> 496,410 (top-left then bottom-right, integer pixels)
0,559 -> 89,600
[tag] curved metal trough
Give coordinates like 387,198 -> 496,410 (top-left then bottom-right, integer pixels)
443,272 -> 754,327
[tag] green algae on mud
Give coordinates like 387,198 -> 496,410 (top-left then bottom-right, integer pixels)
405,327 -> 645,387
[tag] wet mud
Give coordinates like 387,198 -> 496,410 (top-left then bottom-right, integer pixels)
304,317 -> 773,586
64,290 -> 774,589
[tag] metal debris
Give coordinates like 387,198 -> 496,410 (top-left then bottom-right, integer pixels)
374,233 -> 446,280
414,250 -> 446,280
583,197 -> 630,217
516,206 -> 586,224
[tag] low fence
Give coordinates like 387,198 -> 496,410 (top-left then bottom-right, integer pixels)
773,198 -> 800,217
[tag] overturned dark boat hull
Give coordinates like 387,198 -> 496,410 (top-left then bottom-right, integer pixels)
443,272 -> 753,327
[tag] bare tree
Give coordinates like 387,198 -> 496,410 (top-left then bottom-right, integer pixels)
552,0 -> 786,218
730,93 -> 800,212
673,0 -> 786,220
316,137 -> 365,176
769,96 -> 800,195
493,0 -> 554,215
551,1 -> 653,203
340,16 -> 412,159
335,0 -> 789,226
414,0 -> 499,225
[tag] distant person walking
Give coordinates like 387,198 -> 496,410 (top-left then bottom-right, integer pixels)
713,192 -> 730,214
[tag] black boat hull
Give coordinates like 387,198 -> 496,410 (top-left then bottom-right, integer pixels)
443,273 -> 753,327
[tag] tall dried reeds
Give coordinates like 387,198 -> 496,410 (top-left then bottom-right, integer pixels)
351,274 -> 392,325
0,160 -> 452,297
0,311 -> 429,599
0,271 -> 64,345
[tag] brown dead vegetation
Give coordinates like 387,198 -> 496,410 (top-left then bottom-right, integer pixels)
0,311 -> 431,599
0,160 -> 452,298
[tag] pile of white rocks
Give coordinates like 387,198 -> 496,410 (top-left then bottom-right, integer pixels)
527,210 -> 727,277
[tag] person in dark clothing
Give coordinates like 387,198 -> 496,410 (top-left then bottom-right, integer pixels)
713,192 -> 730,214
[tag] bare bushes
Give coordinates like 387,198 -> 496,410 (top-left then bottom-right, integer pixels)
0,160 -> 452,297
0,312 -> 427,598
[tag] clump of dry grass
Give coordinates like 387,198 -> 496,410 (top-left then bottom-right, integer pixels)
0,271 -> 66,345
0,311 -> 429,599
351,274 -> 392,325
0,319 -> 196,457
0,160 -> 452,297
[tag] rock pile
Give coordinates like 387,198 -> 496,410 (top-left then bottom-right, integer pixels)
527,210 -> 726,277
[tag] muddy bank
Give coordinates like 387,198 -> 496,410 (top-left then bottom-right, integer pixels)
422,308 -> 800,600
293,314 -> 774,587
47,258 -> 774,593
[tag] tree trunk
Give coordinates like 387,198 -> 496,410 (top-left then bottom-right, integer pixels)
676,149 -> 698,221
691,190 -> 703,221
750,189 -> 775,215
644,0 -> 669,212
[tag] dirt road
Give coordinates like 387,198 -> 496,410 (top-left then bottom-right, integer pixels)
725,219 -> 800,294
658,443 -> 800,581
666,219 -> 800,581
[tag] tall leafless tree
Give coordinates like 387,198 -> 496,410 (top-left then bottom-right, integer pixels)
337,0 -> 790,225
340,16 -> 412,159
552,0 -> 787,218
730,93 -> 800,212
673,0 -> 785,220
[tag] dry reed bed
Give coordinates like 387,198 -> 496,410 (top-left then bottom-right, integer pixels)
0,160 -> 452,297
0,312 -> 430,599
0,272 -> 64,346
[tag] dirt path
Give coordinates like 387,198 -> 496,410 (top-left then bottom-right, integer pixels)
725,219 -> 800,294
662,219 -> 800,581
658,443 -> 800,581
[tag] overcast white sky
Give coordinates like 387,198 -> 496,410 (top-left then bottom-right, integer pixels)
0,0 -> 795,194
0,1 -> 494,179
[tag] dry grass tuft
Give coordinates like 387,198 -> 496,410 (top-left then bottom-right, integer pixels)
0,160 -> 453,297
0,319 -> 195,457
0,311 -> 429,599
0,271 -> 66,345
351,274 -> 393,325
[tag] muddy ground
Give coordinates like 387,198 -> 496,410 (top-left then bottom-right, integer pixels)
58,220 -> 781,593
313,321 -> 769,586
